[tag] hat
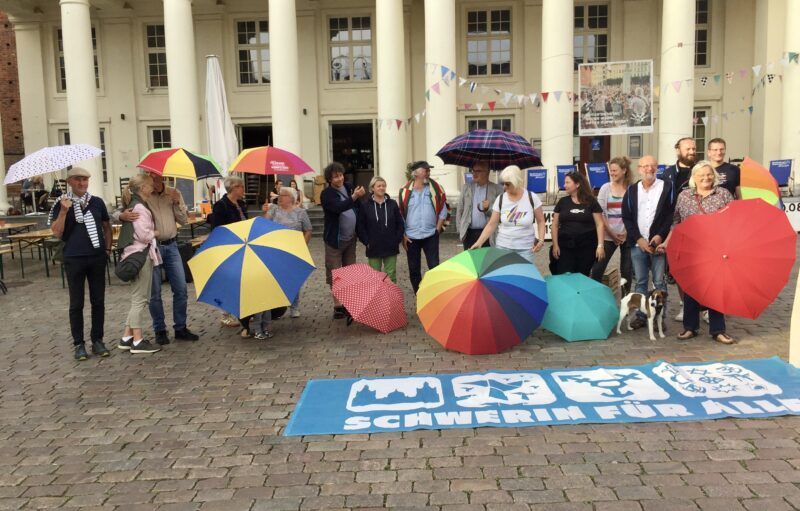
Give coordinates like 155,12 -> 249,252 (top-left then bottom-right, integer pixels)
66,167 -> 91,178
409,160 -> 434,171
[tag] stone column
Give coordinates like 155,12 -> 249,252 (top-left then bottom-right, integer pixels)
268,0 -> 302,187
424,0 -> 457,195
657,0 -> 695,163
784,0 -> 800,366
541,0 -> 573,193
376,0 -> 409,194
60,0 -> 104,199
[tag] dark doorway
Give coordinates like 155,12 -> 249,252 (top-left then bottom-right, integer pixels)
330,122 -> 374,189
238,125 -> 273,205
573,113 -> 610,166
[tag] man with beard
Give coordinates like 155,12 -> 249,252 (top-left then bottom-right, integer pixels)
662,137 -> 696,193
707,138 -> 741,198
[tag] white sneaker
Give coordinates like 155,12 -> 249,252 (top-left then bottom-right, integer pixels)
290,309 -> 300,318
702,310 -> 709,323
674,310 -> 684,321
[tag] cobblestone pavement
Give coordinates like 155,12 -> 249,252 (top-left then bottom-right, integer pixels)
1,237 -> 800,511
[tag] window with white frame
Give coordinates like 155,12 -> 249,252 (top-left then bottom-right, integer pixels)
466,9 -> 511,76
236,20 -> 270,85
467,117 -> 512,132
149,127 -> 172,149
56,28 -> 100,92
695,0 -> 709,67
145,24 -> 168,88
573,3 -> 608,71
693,109 -> 708,161
328,16 -> 372,82
59,128 -> 108,183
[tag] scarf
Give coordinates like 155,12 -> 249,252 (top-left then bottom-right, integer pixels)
48,191 -> 100,249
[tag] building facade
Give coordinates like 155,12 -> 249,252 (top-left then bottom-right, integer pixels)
0,0 -> 797,204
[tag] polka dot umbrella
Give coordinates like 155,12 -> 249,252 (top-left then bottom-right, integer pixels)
4,144 -> 103,184
332,263 -> 407,334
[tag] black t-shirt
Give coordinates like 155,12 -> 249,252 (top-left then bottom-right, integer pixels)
715,162 -> 740,197
674,165 -> 691,192
554,196 -> 603,239
52,197 -> 109,257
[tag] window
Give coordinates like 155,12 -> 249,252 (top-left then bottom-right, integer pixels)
328,16 -> 372,82
236,20 -> 270,85
693,109 -> 708,161
59,128 -> 108,183
145,24 -> 168,88
149,127 -> 172,149
467,117 -> 512,132
573,3 -> 609,70
695,0 -> 709,67
56,27 -> 100,92
466,9 -> 511,76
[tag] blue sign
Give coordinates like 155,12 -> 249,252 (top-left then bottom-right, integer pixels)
527,168 -> 547,193
586,163 -> 609,188
556,165 -> 574,190
657,164 -> 667,178
591,138 -> 602,151
464,172 -> 474,184
285,357 -> 800,436
770,159 -> 793,187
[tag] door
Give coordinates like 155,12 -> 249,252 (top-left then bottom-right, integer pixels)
573,112 -> 610,166
238,125 -> 273,205
330,122 -> 375,189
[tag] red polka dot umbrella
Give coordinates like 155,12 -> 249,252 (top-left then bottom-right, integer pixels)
332,264 -> 407,334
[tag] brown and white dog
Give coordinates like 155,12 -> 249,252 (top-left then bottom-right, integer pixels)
617,281 -> 667,341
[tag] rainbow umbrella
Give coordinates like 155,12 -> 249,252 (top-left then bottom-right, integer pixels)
138,148 -> 223,180
416,248 -> 548,355
229,146 -> 314,176
740,157 -> 781,207
187,217 -> 315,318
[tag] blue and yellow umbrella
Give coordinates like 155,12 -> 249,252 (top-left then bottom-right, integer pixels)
188,217 -> 315,317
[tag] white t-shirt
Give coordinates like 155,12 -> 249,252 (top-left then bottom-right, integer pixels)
492,191 -> 543,250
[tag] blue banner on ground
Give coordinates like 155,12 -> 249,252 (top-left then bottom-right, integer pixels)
285,357 -> 800,436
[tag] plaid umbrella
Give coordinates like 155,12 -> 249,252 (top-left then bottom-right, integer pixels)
436,129 -> 542,170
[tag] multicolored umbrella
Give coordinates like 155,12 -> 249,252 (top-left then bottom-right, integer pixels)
740,157 -> 781,207
332,264 -> 407,334
436,129 -> 542,170
541,273 -> 619,342
188,217 -> 315,318
138,148 -> 223,180
416,248 -> 548,355
229,146 -> 314,175
4,144 -> 103,184
666,199 -> 795,319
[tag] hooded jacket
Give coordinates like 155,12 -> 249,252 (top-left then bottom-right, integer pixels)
621,179 -> 676,247
356,193 -> 405,258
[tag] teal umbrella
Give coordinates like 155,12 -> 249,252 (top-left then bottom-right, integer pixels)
541,273 -> 618,342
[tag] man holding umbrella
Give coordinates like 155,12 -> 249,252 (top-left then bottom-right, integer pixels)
457,160 -> 502,250
117,173 -> 199,345
398,161 -> 448,294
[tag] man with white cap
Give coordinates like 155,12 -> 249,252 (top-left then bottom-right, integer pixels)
50,167 -> 112,361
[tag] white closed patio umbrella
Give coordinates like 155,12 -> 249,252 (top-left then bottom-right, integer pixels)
204,55 -> 239,200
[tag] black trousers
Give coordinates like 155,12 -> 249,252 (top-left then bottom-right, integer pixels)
552,237 -> 596,277
64,254 -> 106,345
407,232 -> 440,293
462,228 -> 489,250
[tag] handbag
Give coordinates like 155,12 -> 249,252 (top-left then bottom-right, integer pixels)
114,248 -> 149,282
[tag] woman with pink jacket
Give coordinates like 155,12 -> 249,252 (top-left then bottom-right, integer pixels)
116,174 -> 163,354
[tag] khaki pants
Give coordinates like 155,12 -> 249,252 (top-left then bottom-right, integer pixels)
126,259 -> 154,329
324,238 -> 357,286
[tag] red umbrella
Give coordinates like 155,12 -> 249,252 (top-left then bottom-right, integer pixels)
332,264 -> 407,334
666,199 -> 796,319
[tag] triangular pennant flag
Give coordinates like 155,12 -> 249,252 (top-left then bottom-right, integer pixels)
529,93 -> 538,104
395,119 -> 402,130
541,92 -> 549,102
442,75 -> 450,86
767,73 -> 775,83
431,82 -> 441,94
488,101 -> 496,111
693,117 -> 699,125
422,109 -> 426,117
476,103 -> 484,112
748,106 -> 754,114
739,68 -> 749,78
493,88 -> 502,96
713,74 -> 721,84
458,77 -> 467,87
790,52 -> 799,63
781,55 -> 790,67
752,64 -> 762,77
502,92 -> 513,106
464,103 -> 472,111
700,76 -> 708,86
672,80 -> 682,92
440,65 -> 450,79
449,70 -> 456,81
469,81 -> 477,93
425,90 -> 430,101
722,113 -> 729,121
701,116 -> 708,125
516,94 -> 525,105
553,90 -> 563,101
726,72 -> 734,84
414,113 -> 421,123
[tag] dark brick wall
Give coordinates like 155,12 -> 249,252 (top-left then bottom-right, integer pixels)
0,12 -> 23,169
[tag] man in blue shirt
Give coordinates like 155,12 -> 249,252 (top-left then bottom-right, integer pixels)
398,161 -> 448,293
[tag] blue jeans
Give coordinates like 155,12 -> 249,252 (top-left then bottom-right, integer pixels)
149,242 -> 188,332
630,245 -> 667,294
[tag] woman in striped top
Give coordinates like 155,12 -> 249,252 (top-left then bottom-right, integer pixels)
590,156 -> 634,294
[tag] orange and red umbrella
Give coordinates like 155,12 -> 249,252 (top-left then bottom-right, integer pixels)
332,264 -> 407,334
228,146 -> 314,176
666,199 -> 796,319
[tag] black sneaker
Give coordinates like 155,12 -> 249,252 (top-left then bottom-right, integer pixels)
117,338 -> 133,351
154,330 -> 170,345
74,344 -> 89,361
130,340 -> 161,354
174,328 -> 199,341
91,340 -> 110,357
333,306 -> 346,319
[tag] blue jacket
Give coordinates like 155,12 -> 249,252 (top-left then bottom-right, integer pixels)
621,180 -> 676,247
321,183 -> 357,248
357,194 -> 405,258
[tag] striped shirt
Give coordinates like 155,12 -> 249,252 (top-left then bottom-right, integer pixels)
597,183 -> 626,241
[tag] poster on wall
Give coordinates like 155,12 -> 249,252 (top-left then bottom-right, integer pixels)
579,59 -> 653,136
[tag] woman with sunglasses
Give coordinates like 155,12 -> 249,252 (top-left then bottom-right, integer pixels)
551,171 -> 605,276
470,165 -> 545,264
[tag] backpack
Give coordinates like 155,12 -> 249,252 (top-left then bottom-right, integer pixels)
498,191 -> 536,211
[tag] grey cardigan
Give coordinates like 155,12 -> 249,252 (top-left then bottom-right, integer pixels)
456,181 -> 503,243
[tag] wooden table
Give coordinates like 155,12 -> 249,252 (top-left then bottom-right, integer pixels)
0,221 -> 37,237
186,216 -> 210,237
7,228 -> 54,278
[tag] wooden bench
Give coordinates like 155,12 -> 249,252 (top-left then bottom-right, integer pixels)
0,244 -> 16,280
